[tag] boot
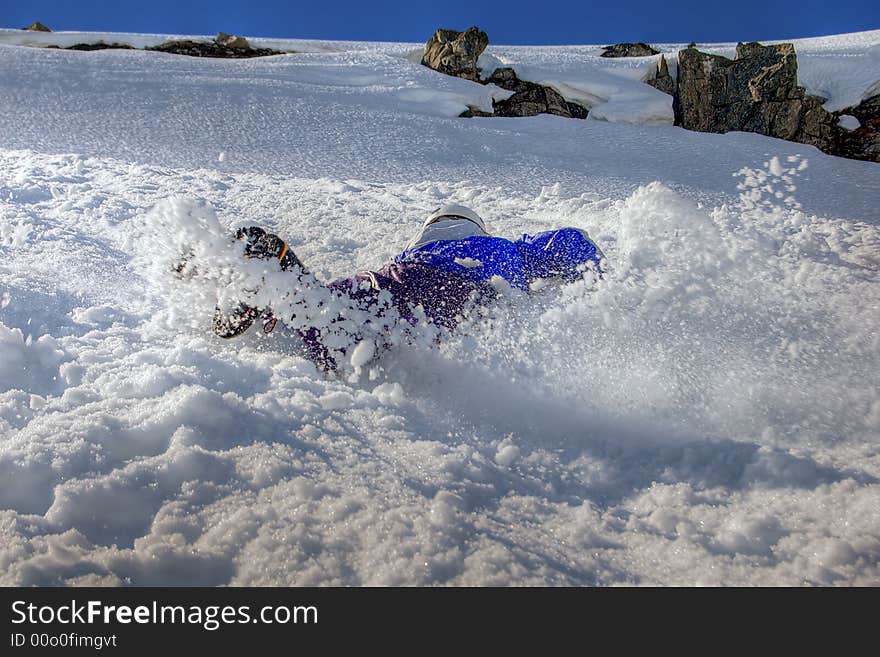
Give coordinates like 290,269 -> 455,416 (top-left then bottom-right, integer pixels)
213,226 -> 305,338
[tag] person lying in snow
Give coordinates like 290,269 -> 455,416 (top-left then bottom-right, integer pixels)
213,203 -> 604,370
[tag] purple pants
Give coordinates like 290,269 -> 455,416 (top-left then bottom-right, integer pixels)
300,262 -> 497,369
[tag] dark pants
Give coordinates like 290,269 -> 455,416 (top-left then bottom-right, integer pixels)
300,262 -> 497,370
331,262 -> 496,329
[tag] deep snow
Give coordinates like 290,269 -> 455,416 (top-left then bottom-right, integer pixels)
0,28 -> 878,585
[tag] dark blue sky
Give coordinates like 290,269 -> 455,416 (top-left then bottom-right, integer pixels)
3,0 -> 879,45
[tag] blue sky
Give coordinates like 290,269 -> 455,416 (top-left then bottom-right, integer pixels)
3,0 -> 879,45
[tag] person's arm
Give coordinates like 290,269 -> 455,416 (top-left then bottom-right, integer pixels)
516,228 -> 604,284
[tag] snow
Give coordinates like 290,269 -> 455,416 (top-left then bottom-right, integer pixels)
0,27 -> 879,586
790,40 -> 880,111
350,340 -> 376,369
839,115 -> 861,131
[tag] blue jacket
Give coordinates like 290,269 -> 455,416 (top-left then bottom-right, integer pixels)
393,228 -> 603,291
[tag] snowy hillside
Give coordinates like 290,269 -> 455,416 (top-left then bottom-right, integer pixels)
0,27 -> 879,586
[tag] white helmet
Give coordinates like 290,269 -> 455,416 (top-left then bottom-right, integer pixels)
424,204 -> 486,233
405,203 -> 488,251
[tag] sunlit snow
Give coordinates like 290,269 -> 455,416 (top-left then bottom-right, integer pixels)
0,28 -> 878,585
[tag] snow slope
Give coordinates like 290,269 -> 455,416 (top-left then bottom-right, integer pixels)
0,29 -> 879,585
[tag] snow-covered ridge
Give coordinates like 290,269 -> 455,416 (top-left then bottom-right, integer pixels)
2,27 -> 878,119
0,28 -> 879,586
0,27 -> 367,53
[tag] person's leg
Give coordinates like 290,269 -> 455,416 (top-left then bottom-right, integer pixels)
212,226 -> 307,338
338,263 -> 496,331
212,226 -> 370,371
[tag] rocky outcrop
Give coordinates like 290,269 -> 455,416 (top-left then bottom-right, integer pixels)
482,68 -> 588,118
644,54 -> 674,95
32,30 -> 280,58
836,94 -> 880,162
420,28 -> 587,120
848,94 -> 880,126
146,36 -> 283,59
673,42 -> 878,162
22,22 -> 51,32
421,27 -> 489,82
58,43 -> 135,51
601,42 -> 659,58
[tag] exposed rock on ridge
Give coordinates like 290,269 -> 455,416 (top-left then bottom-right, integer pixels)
673,42 -> 879,162
645,54 -> 674,95
483,68 -> 589,118
51,43 -> 135,52
146,33 -> 285,58
601,42 -> 659,58
22,22 -> 51,32
421,27 -> 489,82
420,28 -> 588,120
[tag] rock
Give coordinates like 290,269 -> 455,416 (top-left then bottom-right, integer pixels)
673,42 -> 850,158
486,68 -> 587,118
493,84 -> 570,118
459,106 -> 495,118
565,100 -> 591,120
486,66 -> 519,88
601,42 -> 659,58
645,54 -> 674,95
798,94 -> 838,150
835,94 -> 880,161
848,93 -> 880,125
421,27 -> 489,81
673,42 -> 879,162
22,22 -> 51,32
146,39 -> 284,59
729,42 -> 807,140
215,32 -> 250,49
421,28 -> 587,120
64,43 -> 135,52
421,29 -> 587,120
673,46 -> 736,132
